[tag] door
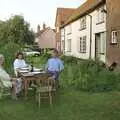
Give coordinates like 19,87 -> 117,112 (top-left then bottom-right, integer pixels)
95,33 -> 101,60
95,32 -> 106,62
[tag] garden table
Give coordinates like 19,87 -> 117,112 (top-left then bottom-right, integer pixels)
18,69 -> 47,99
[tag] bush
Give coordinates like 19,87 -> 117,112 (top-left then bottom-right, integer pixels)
0,42 -> 21,74
60,56 -> 119,92
60,55 -> 78,64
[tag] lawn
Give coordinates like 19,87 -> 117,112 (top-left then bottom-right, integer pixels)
0,89 -> 120,120
1,56 -> 120,120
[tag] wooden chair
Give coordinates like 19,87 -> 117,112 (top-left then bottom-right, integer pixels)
35,73 -> 56,107
0,78 -> 16,100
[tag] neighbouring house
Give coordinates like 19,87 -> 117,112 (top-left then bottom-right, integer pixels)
60,0 -> 106,62
55,8 -> 76,52
35,23 -> 56,49
106,0 -> 120,64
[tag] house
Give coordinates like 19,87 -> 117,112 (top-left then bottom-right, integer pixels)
55,8 -> 76,52
35,24 -> 56,49
60,0 -> 106,62
106,0 -> 120,64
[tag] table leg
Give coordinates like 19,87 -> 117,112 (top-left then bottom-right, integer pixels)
24,79 -> 28,99
12,82 -> 16,99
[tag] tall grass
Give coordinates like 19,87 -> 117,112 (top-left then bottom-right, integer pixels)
59,56 -> 120,92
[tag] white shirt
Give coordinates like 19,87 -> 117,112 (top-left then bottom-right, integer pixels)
13,59 -> 27,70
0,66 -> 12,87
0,67 -> 10,81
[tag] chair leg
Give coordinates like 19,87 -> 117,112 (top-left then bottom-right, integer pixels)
0,87 -> 3,100
49,93 -> 52,105
38,93 -> 41,108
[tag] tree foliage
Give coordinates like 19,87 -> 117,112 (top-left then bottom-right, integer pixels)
0,15 -> 35,46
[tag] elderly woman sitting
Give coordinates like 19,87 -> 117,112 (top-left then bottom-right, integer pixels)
0,54 -> 22,99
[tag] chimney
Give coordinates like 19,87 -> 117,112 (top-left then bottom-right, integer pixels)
43,23 -> 46,30
37,24 -> 40,33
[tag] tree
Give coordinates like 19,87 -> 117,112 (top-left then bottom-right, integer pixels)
0,15 -> 35,46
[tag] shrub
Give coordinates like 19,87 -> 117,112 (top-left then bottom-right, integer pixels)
0,42 -> 21,74
60,56 -> 119,92
60,55 -> 78,64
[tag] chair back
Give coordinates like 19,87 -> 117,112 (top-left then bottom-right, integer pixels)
36,73 -> 55,91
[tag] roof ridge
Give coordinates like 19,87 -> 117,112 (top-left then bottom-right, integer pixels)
57,7 -> 76,9
61,0 -> 105,27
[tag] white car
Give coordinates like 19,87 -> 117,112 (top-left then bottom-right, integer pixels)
23,48 -> 40,56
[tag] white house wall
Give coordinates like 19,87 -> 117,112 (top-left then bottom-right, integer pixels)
74,16 -> 91,59
61,4 -> 106,62
63,16 -> 91,59
90,4 -> 106,62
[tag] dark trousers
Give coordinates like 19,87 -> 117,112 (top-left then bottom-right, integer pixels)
47,71 -> 60,88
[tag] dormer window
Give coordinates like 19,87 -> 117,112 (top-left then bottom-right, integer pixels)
96,6 -> 105,24
80,16 -> 86,30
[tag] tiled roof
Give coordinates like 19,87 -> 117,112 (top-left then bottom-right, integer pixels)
55,7 -> 76,26
61,0 -> 105,28
36,27 -> 55,38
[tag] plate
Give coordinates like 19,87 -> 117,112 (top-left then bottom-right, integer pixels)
19,70 -> 29,73
32,71 -> 41,74
33,68 -> 40,72
32,71 -> 46,74
23,72 -> 34,76
21,67 -> 29,70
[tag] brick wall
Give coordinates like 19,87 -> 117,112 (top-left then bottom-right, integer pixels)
106,0 -> 120,64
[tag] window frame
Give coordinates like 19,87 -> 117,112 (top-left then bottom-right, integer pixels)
96,6 -> 105,25
67,24 -> 72,35
67,39 -> 72,52
78,36 -> 87,53
111,31 -> 118,44
79,16 -> 86,30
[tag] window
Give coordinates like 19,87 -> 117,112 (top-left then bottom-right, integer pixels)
61,29 -> 65,36
56,27 -> 59,33
100,32 -> 106,54
78,36 -> 86,53
57,42 -> 60,50
67,25 -> 72,35
96,7 -> 104,24
67,39 -> 71,52
61,40 -> 65,51
111,31 -> 117,44
80,17 -> 86,30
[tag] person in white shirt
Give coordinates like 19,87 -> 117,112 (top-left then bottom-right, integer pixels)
13,52 -> 27,76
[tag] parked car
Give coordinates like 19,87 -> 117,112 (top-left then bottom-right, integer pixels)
22,48 -> 40,56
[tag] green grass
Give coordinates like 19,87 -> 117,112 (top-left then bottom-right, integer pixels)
1,55 -> 120,120
1,89 -> 120,120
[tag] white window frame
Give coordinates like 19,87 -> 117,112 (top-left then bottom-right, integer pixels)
111,31 -> 117,44
96,6 -> 104,24
61,29 -> 65,36
78,36 -> 86,53
61,40 -> 65,51
67,25 -> 72,35
100,32 -> 106,54
67,39 -> 72,52
56,26 -> 59,33
80,16 -> 86,30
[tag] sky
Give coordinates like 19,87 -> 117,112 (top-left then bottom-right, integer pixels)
0,0 -> 86,31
